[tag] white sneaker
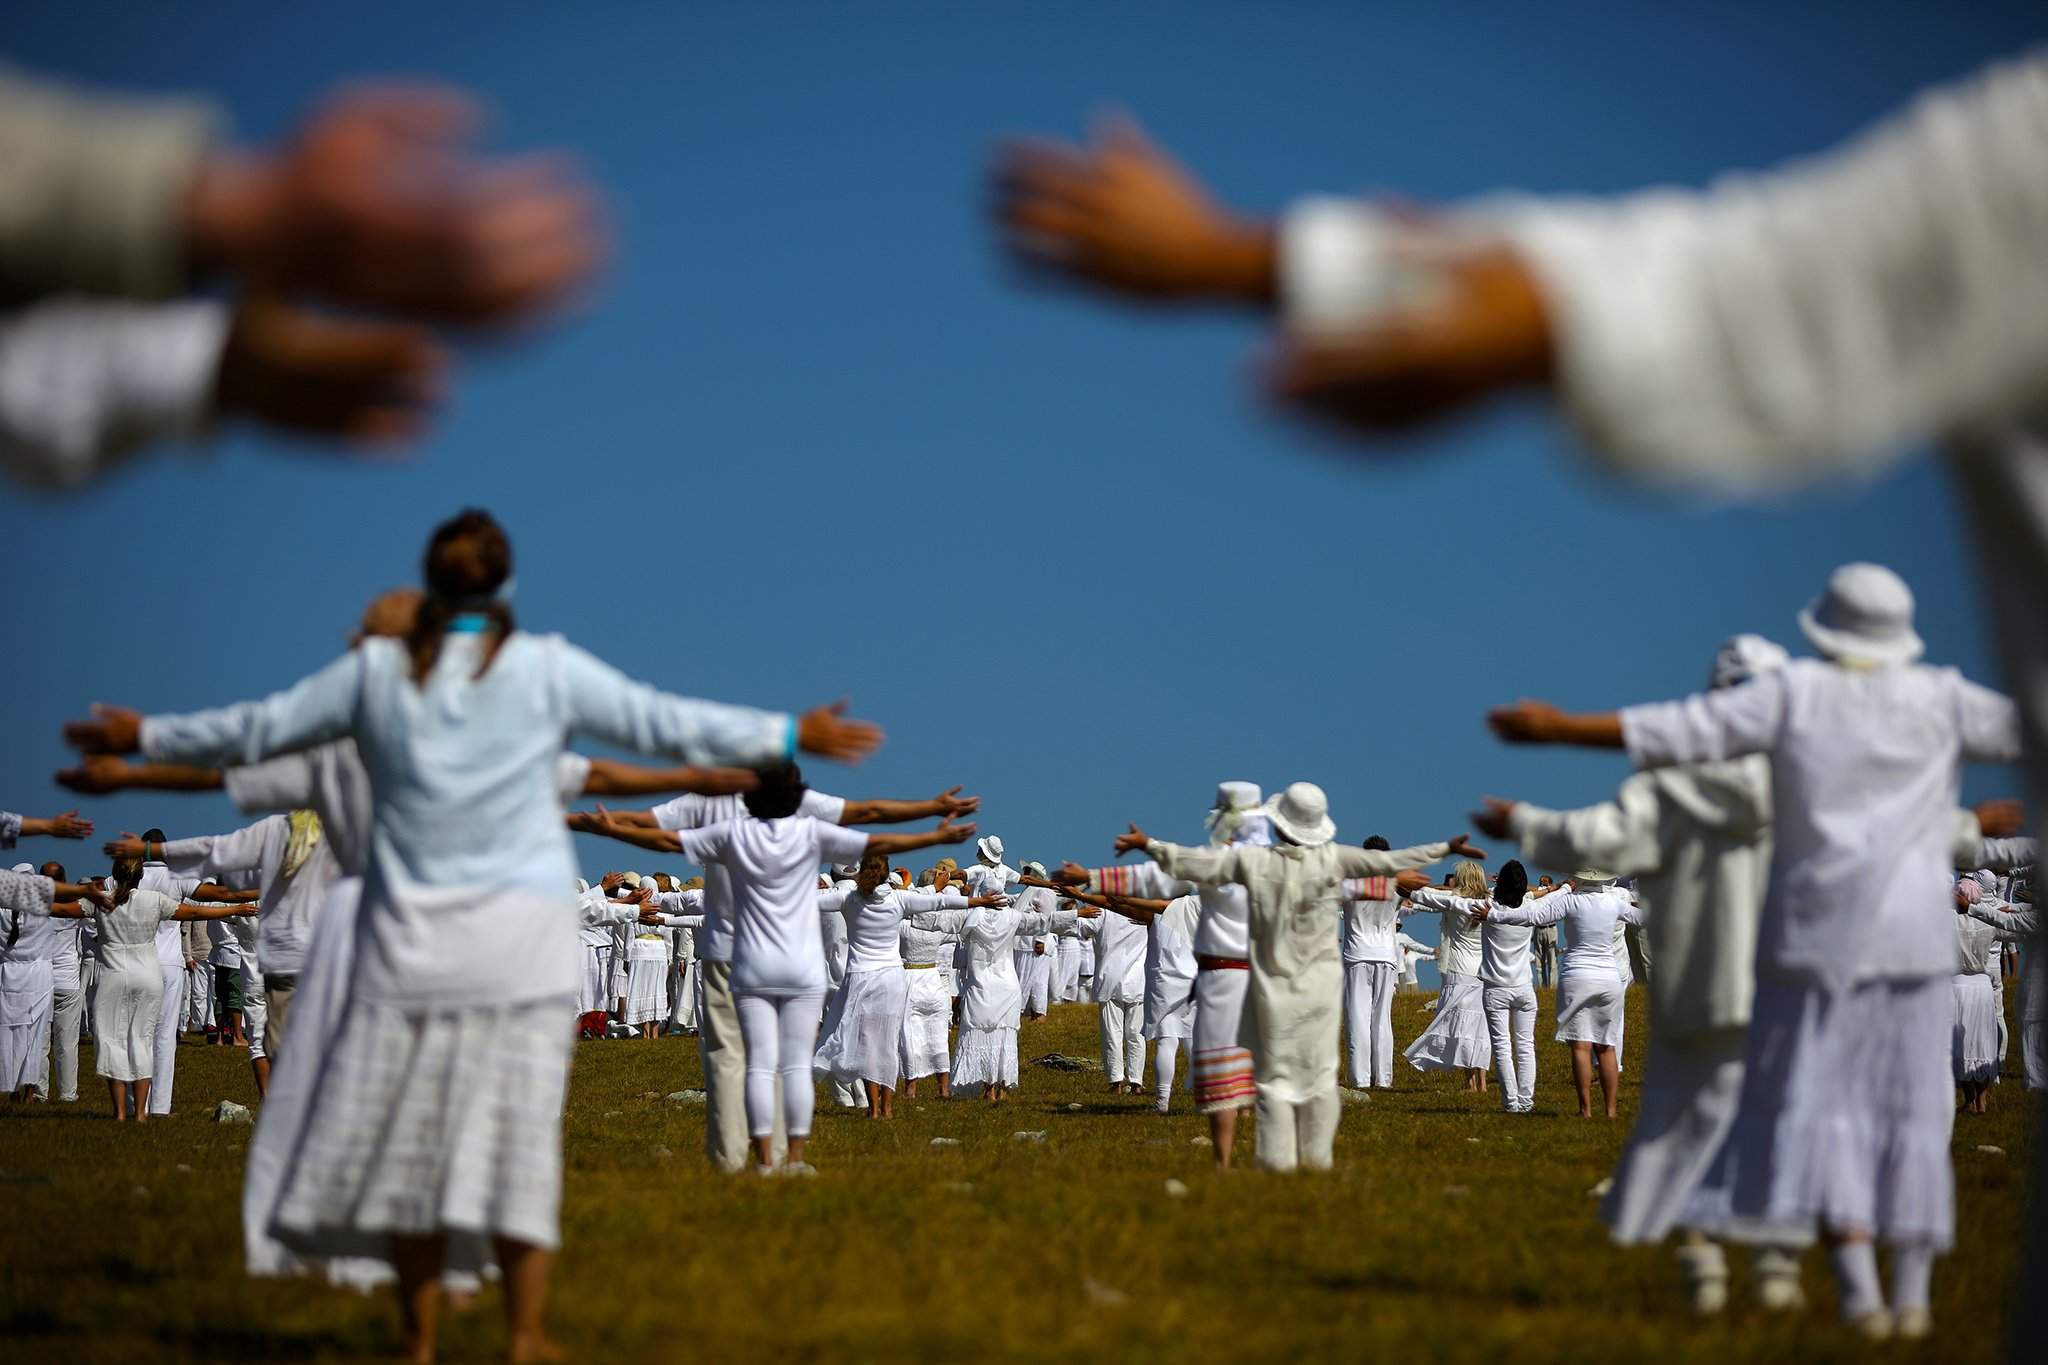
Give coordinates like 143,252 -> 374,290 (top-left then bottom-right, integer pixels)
780,1161 -> 819,1178
1893,1308 -> 1932,1340
1846,1309 -> 1894,1341
1755,1272 -> 1806,1313
1685,1278 -> 1729,1317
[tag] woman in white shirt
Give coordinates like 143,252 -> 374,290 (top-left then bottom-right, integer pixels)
815,849 -> 1001,1119
661,764 -> 973,1174
1401,862 -> 1494,1093
1478,872 -> 1639,1119
1952,879 -> 2004,1116
1475,861 -> 1546,1114
61,509 -> 881,1362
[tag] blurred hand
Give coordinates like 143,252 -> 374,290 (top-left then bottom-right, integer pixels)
1053,862 -> 1090,886
187,84 -> 607,325
994,113 -> 1272,302
1112,823 -> 1150,855
1471,797 -> 1516,842
56,756 -> 134,796
64,704 -> 142,755
1394,869 -> 1431,896
36,810 -> 95,839
1445,834 -> 1488,863
1487,700 -> 1567,746
933,786 -> 981,817
1975,798 -> 2027,840
933,820 -> 978,845
1267,246 -> 1553,433
104,832 -> 146,859
796,700 -> 883,765
215,296 -> 445,447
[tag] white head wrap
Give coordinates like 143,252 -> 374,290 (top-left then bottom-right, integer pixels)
1709,634 -> 1791,691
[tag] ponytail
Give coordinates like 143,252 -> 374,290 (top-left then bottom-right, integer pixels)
408,509 -> 516,685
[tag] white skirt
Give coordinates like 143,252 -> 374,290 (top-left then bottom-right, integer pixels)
269,993 -> 576,1259
1555,972 -> 1625,1047
953,1024 -> 1018,1091
1405,974 -> 1491,1071
815,966 -> 909,1090
0,958 -> 54,1091
1706,975 -> 1954,1248
1601,1027 -> 1747,1244
899,968 -> 952,1079
1144,975 -> 1196,1041
624,954 -> 668,1025
1952,973 -> 2001,1085
576,944 -> 611,1015
90,955 -> 163,1081
1192,966 -> 1254,1114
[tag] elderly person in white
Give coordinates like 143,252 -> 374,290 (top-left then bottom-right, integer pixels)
1401,862 -> 1494,1092
1952,879 -> 2004,1116
1114,783 -> 1475,1172
1339,841 -> 1410,1090
1477,633 -> 1802,1315
60,510 -> 883,1364
906,887 -> 1076,1104
815,849 -> 1003,1119
1490,563 -> 2022,1340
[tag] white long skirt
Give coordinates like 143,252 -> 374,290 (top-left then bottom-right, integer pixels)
0,958 -> 54,1092
624,952 -> 668,1025
90,954 -> 162,1081
1707,975 -> 1953,1249
576,944 -> 611,1015
1601,1026 -> 1747,1244
1191,966 -> 1254,1115
1404,974 -> 1491,1071
899,968 -> 952,1079
816,965 -> 909,1090
953,1024 -> 1018,1091
268,990 -> 575,1260
1952,973 -> 2001,1085
1555,971 -> 1625,1047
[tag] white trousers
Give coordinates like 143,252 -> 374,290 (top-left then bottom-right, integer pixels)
46,985 -> 85,1100
698,962 -> 785,1171
1343,960 -> 1397,1088
1484,983 -> 1539,1109
735,990 -> 824,1141
1153,1036 -> 1181,1107
1099,999 -> 1145,1083
149,964 -> 185,1114
1255,1084 -> 1341,1171
185,962 -> 213,1031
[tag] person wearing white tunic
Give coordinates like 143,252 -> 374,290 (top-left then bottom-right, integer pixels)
899,889 -> 961,1099
1339,839 -> 1410,1090
1395,933 -> 1434,993
1075,876 -> 1148,1095
60,510 -> 878,1362
1119,783 -> 1473,1172
1042,877 -> 1198,1114
1402,863 -> 1495,1091
1490,564 -> 2021,1339
37,859 -> 92,1102
1962,891 -> 2040,1092
1013,863 -> 1056,1021
1479,633 -> 1803,1314
1479,874 -> 1638,1118
1952,879 -> 2004,1116
1,862 -> 61,1101
814,849 -> 999,1118
905,893 -> 1077,1103
623,876 -> 673,1037
1074,781 -> 1271,1169
580,781 -> 977,1173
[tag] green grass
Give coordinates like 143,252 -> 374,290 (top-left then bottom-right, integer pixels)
0,986 -> 2032,1363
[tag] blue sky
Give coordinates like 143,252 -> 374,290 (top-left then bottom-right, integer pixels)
6,3 -> 2040,982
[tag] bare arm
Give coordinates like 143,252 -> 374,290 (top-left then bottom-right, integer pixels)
1487,703 -> 1626,750
172,901 -> 259,921
865,819 -> 979,859
579,759 -> 759,799
56,756 -> 224,794
839,787 -> 981,827
16,810 -> 95,839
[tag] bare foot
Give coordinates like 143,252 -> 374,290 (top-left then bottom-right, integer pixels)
508,1334 -> 566,1363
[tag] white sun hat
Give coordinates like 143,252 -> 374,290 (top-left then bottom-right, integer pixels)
977,835 -> 1005,865
1021,860 -> 1047,879
1574,868 -> 1619,887
1796,562 -> 1924,665
1262,782 -> 1336,847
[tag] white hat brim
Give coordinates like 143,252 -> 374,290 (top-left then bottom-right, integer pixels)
1796,604 -> 1924,665
1262,798 -> 1335,848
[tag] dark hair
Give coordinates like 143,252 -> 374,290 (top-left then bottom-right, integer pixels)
142,828 -> 167,845
40,862 -> 64,881
1494,859 -> 1528,908
408,508 -> 516,684
110,853 -> 144,904
1362,835 -> 1390,851
742,762 -> 808,820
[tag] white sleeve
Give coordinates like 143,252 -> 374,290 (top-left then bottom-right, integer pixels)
552,753 -> 593,804
0,297 -> 227,489
1510,778 -> 1664,879
222,752 -> 317,815
1622,671 -> 1787,770
1487,51 -> 2048,487
674,822 -> 734,867
1974,836 -> 2038,874
814,823 -> 871,867
1484,897 -> 1566,929
140,649 -> 366,767
157,817 -> 276,879
801,790 -> 848,824
552,640 -> 792,768
1951,674 -> 2022,764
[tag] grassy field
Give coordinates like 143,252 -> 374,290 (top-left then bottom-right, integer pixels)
0,985 -> 2033,1363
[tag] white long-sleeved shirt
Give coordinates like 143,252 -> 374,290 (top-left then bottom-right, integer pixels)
1621,658 -> 2018,988
138,632 -> 792,1008
1338,877 -> 1404,966
673,815 -> 870,996
818,887 -> 969,973
1402,888 -> 1486,980
649,789 -> 847,965
154,814 -> 339,979
1511,755 -> 1770,1039
1488,889 -> 1641,983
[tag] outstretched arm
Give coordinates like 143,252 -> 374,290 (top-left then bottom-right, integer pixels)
15,810 -> 95,839
1487,702 -> 1625,750
1334,837 -> 1475,879
56,756 -> 224,794
579,759 -> 760,799
865,820 -> 979,859
171,900 -> 260,921
576,807 -> 684,857
839,787 -> 982,827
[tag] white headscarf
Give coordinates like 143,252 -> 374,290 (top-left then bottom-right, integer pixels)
1205,781 -> 1265,847
1709,634 -> 1790,691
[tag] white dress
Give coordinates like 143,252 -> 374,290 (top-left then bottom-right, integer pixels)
1488,889 -> 1641,1047
1400,889 -> 1492,1072
1952,914 -> 2003,1086
86,889 -> 183,1081
814,888 -> 967,1091
906,904 -> 1070,1091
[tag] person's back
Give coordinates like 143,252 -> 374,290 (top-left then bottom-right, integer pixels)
693,815 -> 838,996
1549,891 -> 1628,981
